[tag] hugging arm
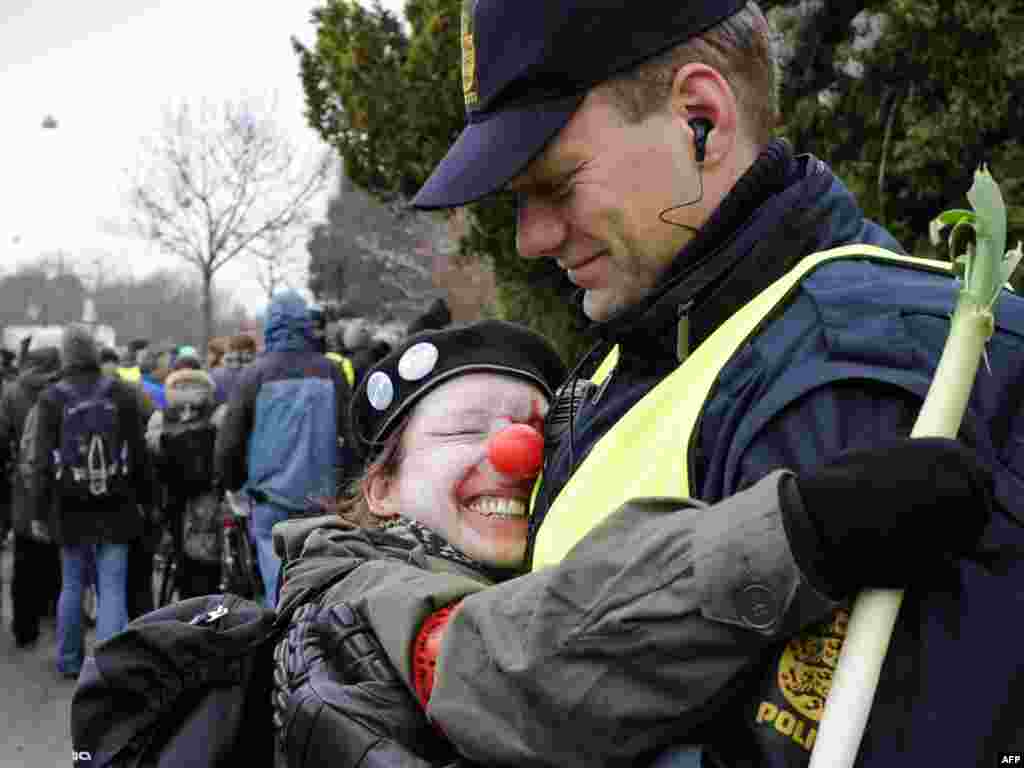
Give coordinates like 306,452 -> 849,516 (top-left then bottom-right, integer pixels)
426,440 -> 991,767
272,529 -> 490,768
279,436 -> 991,768
273,600 -> 468,768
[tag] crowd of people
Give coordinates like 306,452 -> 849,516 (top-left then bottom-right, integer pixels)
0,291 -> 439,677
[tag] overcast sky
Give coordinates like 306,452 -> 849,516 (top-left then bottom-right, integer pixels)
0,0 -> 405,316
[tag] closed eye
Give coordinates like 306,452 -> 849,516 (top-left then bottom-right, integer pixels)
552,184 -> 575,202
554,161 -> 590,200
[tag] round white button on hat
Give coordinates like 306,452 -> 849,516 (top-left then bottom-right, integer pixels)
366,371 -> 395,411
397,342 -> 439,382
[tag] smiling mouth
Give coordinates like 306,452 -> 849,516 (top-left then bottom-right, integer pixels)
465,496 -> 528,519
561,251 -> 609,289
560,250 -> 605,273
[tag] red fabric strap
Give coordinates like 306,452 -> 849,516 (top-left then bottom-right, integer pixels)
412,602 -> 461,709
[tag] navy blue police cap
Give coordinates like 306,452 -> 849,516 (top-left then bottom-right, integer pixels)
350,320 -> 567,461
412,0 -> 748,210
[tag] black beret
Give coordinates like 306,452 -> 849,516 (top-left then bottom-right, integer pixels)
350,320 -> 567,461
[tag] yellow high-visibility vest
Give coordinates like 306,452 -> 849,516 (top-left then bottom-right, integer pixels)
533,246 -> 950,568
117,366 -> 141,384
327,352 -> 356,388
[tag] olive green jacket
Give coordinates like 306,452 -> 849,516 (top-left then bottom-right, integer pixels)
273,471 -> 837,768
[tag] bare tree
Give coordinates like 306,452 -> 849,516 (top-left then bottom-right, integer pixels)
128,97 -> 332,352
306,165 -> 446,320
353,232 -> 432,300
251,230 -> 304,302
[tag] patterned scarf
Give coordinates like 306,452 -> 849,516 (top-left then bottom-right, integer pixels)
384,517 -> 523,584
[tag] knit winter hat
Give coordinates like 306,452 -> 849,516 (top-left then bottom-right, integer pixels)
60,324 -> 99,370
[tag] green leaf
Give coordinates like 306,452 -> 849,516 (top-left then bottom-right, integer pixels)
934,209 -> 977,226
999,241 -> 1024,304
965,165 -> 1010,306
968,166 -> 1009,253
930,210 -> 976,246
948,219 -> 976,280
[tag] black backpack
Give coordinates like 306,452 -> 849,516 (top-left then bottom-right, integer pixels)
71,594 -> 280,767
159,402 -> 217,496
54,378 -> 131,500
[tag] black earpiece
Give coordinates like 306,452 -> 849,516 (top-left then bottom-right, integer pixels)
659,117 -> 713,231
689,117 -> 713,163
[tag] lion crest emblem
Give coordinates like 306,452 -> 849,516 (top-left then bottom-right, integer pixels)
777,608 -> 849,721
461,0 -> 479,108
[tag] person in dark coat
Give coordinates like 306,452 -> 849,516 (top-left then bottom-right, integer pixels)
145,367 -> 224,599
29,325 -> 152,678
0,346 -> 62,647
210,334 -> 256,405
0,349 -> 12,538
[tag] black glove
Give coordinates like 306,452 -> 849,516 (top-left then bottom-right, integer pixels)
273,600 -> 460,768
780,437 -> 994,599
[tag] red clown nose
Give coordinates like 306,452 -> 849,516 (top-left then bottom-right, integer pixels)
487,423 -> 545,479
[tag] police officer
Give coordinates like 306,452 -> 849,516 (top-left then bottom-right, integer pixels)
290,2 -> 1024,766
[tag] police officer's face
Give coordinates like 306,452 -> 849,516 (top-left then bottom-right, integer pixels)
370,373 -> 549,569
510,88 -> 699,322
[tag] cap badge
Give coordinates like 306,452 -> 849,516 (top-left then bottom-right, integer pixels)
398,342 -> 439,382
366,371 -> 395,411
461,0 -> 479,109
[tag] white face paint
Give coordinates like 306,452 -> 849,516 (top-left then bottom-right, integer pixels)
375,373 -> 549,569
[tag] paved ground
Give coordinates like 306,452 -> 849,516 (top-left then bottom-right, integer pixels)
0,544 -> 86,768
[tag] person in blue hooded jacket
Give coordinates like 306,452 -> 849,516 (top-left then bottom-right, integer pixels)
214,290 -> 353,607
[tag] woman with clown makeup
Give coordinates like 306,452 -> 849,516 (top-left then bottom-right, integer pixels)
270,320 -> 567,768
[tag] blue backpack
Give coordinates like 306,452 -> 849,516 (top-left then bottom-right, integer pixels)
54,378 -> 130,500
